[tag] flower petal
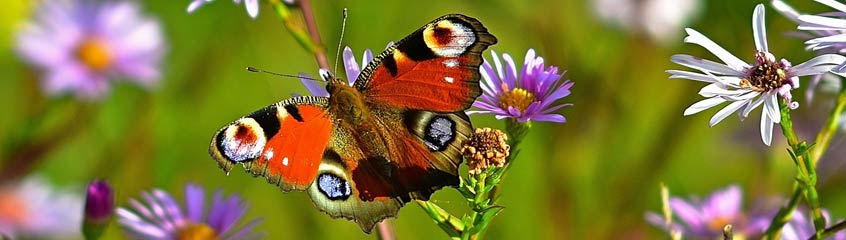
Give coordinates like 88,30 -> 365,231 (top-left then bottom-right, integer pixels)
244,0 -> 259,18
764,93 -> 781,123
816,0 -> 846,13
740,93 -> 765,120
752,4 -> 768,52
798,15 -> 846,30
683,28 -> 750,71
684,97 -> 727,116
185,184 -> 205,223
761,108 -> 774,146
669,198 -> 704,230
792,54 -> 846,77
667,70 -> 721,83
670,54 -> 745,76
342,47 -> 360,82
771,0 -> 800,22
299,73 -> 329,97
709,99 -> 747,126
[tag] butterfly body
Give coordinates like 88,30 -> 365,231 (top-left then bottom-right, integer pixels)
210,14 -> 496,233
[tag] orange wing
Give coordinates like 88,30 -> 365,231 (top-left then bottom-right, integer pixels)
209,96 -> 332,191
355,14 -> 497,112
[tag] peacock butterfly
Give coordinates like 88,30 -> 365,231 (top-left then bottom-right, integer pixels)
209,14 -> 497,233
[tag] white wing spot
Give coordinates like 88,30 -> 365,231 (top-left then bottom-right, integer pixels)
444,77 -> 455,83
282,157 -> 289,166
444,59 -> 459,68
264,149 -> 274,160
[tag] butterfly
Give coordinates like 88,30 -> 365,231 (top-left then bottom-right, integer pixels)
209,14 -> 497,233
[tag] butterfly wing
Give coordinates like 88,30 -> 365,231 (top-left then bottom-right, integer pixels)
354,14 -> 498,112
210,96 -> 333,191
307,108 -> 473,233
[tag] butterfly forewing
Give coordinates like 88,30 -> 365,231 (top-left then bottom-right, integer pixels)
210,96 -> 332,191
355,14 -> 498,112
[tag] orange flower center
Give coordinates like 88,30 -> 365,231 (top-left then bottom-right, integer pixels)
76,38 -> 113,71
0,190 -> 29,226
498,84 -> 536,114
176,223 -> 217,240
708,216 -> 732,232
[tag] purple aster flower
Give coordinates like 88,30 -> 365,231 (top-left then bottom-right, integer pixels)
668,4 -> 846,145
188,0 -> 261,19
782,208 -> 846,240
0,176 -> 83,239
646,185 -> 770,238
117,183 -> 263,240
16,0 -> 165,100
468,49 -> 573,123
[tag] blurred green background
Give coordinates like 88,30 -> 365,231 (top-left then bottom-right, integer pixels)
1,0 -> 845,239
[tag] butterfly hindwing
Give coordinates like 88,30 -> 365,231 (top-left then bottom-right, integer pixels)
355,14 -> 498,112
210,96 -> 333,191
305,109 -> 472,233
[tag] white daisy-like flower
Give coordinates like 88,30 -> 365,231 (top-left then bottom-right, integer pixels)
795,0 -> 846,56
669,4 -> 846,145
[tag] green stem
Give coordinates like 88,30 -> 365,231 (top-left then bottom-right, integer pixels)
269,0 -> 329,69
762,183 -> 803,239
777,99 -> 825,238
809,220 -> 846,240
810,85 -> 846,166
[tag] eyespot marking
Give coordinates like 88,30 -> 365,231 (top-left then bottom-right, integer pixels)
423,20 -> 476,57
219,118 -> 267,162
317,173 -> 352,200
423,116 -> 456,151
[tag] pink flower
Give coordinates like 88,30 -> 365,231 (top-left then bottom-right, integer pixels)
16,1 -> 166,100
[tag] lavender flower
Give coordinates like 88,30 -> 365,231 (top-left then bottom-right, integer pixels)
795,0 -> 846,57
646,185 -> 769,238
16,0 -> 165,100
468,49 -> 573,123
782,209 -> 846,240
668,4 -> 846,145
188,0 -> 260,19
299,46 -> 375,97
0,176 -> 83,238
117,183 -> 263,240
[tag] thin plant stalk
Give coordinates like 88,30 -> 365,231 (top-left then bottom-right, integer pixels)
810,85 -> 846,165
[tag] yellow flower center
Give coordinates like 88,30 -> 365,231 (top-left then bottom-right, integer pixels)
497,84 -> 537,114
0,190 -> 28,225
176,223 -> 217,240
76,38 -> 113,71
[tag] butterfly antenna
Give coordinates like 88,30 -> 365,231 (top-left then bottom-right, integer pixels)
332,8 -> 348,76
246,66 -> 319,82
